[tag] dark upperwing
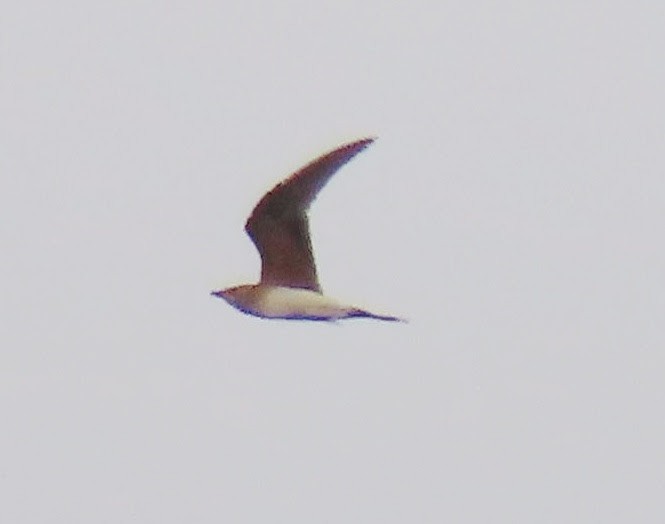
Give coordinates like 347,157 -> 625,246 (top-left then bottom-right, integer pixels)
245,137 -> 376,291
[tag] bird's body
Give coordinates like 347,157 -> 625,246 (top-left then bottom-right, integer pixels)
247,286 -> 350,320
217,284 -> 401,321
211,137 -> 403,322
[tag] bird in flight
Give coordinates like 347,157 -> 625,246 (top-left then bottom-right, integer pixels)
211,137 -> 403,322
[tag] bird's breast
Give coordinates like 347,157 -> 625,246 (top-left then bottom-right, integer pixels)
255,286 -> 349,320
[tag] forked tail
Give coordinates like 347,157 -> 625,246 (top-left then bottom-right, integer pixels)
348,308 -> 406,322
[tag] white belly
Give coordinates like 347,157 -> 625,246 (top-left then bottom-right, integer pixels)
256,287 -> 350,320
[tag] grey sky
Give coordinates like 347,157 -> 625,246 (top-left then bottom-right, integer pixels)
2,1 -> 664,522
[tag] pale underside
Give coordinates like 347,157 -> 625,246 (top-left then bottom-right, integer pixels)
234,286 -> 402,322
252,286 -> 353,320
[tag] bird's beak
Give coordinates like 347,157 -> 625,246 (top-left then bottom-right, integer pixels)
210,290 -> 222,297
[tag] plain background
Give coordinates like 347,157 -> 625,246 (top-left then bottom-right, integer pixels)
2,1 -> 664,522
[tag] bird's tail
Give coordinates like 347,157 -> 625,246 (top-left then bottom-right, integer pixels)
347,308 -> 406,322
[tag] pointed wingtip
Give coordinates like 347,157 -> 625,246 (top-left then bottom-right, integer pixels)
333,136 -> 377,160
340,136 -> 377,148
356,136 -> 378,147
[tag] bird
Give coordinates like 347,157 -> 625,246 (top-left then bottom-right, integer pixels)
211,137 -> 404,322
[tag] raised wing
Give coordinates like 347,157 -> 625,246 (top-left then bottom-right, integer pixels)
245,137 -> 375,291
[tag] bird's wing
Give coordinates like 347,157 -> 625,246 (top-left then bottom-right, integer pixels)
245,137 -> 375,291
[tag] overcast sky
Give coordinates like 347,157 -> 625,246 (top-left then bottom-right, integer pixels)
2,1 -> 664,522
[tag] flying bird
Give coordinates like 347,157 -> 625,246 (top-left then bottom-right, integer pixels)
211,137 -> 403,322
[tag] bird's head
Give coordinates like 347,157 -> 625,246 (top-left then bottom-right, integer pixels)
210,285 -> 258,310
